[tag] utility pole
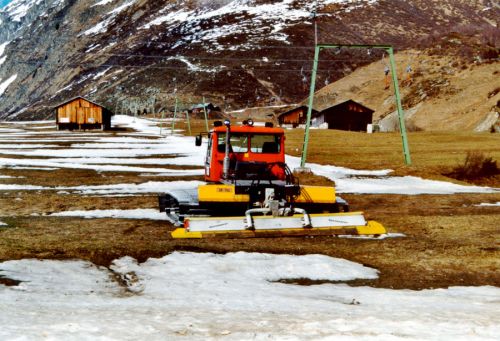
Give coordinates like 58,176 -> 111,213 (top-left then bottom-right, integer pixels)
171,96 -> 178,135
186,107 -> 192,136
151,94 -> 156,119
312,8 -> 318,46
299,45 -> 320,170
388,47 -> 411,165
202,96 -> 209,132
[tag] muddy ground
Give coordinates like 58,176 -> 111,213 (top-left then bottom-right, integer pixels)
0,182 -> 498,290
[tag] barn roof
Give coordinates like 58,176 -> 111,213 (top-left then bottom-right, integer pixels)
277,105 -> 318,119
53,96 -> 113,113
320,100 -> 374,114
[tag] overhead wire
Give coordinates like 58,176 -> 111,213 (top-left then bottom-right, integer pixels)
3,46 -> 382,63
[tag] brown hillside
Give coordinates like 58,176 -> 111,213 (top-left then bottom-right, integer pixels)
311,50 -> 499,132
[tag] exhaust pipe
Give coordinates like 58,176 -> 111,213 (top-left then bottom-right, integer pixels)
223,119 -> 231,179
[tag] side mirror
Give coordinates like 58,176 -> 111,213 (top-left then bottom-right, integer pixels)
195,134 -> 202,146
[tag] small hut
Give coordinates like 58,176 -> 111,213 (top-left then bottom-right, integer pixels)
313,100 -> 374,131
189,103 -> 223,119
277,106 -> 318,127
54,96 -> 113,130
190,103 -> 220,113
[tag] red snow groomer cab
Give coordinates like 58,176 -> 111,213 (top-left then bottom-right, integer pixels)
201,119 -> 287,183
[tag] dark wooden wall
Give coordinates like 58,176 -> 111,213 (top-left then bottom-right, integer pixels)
321,102 -> 373,131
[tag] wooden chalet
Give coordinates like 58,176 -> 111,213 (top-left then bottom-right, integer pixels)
277,106 -> 318,127
313,100 -> 374,132
54,96 -> 113,130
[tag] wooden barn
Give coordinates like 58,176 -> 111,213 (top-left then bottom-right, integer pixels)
313,100 -> 374,132
277,106 -> 318,127
54,97 -> 113,130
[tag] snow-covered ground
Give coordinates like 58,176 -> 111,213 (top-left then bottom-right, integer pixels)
0,116 -> 204,175
0,252 -> 498,340
49,208 -> 170,220
0,180 -> 203,195
475,202 -> 500,207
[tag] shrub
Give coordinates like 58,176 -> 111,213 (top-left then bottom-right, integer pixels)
450,151 -> 500,180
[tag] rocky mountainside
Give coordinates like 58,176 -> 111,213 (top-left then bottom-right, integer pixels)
0,0 -> 498,123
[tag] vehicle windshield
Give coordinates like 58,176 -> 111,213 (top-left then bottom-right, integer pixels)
250,134 -> 281,154
217,133 -> 281,154
217,133 -> 248,153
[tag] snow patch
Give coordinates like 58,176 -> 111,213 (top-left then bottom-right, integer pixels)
475,202 -> 500,207
141,0 -> 379,49
167,56 -> 225,73
0,74 -> 17,96
92,67 -> 112,80
108,0 -> 136,15
0,252 -> 498,339
0,157 -> 204,175
0,175 -> 20,179
0,41 -> 9,57
82,0 -> 137,36
286,155 -> 497,195
0,180 -> 202,196
92,0 -> 116,7
49,208 -> 169,220
338,232 -> 406,240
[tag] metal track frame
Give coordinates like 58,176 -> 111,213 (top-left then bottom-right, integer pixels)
301,44 -> 412,167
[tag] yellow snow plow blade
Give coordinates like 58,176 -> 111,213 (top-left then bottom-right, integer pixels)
171,212 -> 386,239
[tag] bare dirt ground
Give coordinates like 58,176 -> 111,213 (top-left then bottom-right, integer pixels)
0,189 -> 498,290
0,121 -> 499,290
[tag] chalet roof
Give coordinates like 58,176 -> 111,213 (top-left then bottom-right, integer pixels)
277,105 -> 318,118
53,96 -> 113,113
319,100 -> 374,114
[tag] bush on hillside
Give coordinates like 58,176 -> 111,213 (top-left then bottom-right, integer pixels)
449,151 -> 499,180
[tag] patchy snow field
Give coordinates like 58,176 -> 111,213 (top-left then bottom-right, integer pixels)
1,252 -> 499,340
0,115 -> 496,195
1,116 -> 499,339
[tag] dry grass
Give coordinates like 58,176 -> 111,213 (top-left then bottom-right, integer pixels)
282,128 -> 500,186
